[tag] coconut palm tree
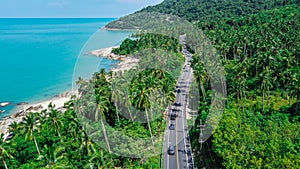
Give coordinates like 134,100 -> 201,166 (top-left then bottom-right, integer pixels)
131,84 -> 156,153
8,121 -> 19,134
79,129 -> 96,156
87,148 -> 114,169
38,144 -> 70,168
0,134 -> 13,169
96,95 -> 111,153
110,79 -> 122,122
21,112 -> 41,155
64,109 -> 80,139
47,107 -> 64,144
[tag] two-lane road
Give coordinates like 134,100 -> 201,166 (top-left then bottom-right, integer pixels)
164,35 -> 195,169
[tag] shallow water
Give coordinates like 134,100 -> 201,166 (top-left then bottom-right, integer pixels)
0,18 -> 132,118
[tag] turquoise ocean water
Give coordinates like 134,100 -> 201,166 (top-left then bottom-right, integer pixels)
0,18 -> 132,118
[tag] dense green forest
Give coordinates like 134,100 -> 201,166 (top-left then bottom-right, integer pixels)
141,0 -> 300,21
189,5 -> 300,168
1,0 -> 299,168
105,0 -> 300,29
112,33 -> 182,56
108,3 -> 300,169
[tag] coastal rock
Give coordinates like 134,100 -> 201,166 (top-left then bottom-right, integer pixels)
17,102 -> 29,106
111,57 -> 139,73
12,111 -> 25,118
0,102 -> 11,107
0,91 -> 76,135
33,105 -> 43,111
89,46 -> 126,60
90,46 -> 139,73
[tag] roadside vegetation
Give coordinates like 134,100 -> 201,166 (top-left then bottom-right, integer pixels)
189,5 -> 300,168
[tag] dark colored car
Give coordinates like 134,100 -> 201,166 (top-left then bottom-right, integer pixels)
169,123 -> 175,130
170,113 -> 176,120
168,145 -> 176,155
174,102 -> 182,107
172,108 -> 180,112
186,149 -> 192,155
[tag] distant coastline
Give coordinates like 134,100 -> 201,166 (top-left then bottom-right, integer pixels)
102,27 -> 137,31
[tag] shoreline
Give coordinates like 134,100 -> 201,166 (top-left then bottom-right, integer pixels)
0,46 -> 139,135
0,90 -> 77,134
89,46 -> 139,72
102,27 -> 137,31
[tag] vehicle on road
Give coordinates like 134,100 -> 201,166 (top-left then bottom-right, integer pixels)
169,123 -> 175,130
174,102 -> 182,107
172,108 -> 180,112
168,145 -> 176,155
170,113 -> 176,120
186,149 -> 191,155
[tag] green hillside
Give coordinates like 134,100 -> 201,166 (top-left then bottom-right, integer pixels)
109,4 -> 300,168
105,0 -> 300,29
141,0 -> 300,21
190,5 -> 300,168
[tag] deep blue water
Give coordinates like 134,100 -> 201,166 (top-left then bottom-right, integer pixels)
0,18 -> 132,118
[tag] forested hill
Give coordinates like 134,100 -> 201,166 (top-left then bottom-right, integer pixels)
105,0 -> 300,29
141,0 -> 300,21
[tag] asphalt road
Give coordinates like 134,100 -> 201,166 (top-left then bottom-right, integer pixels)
164,35 -> 195,169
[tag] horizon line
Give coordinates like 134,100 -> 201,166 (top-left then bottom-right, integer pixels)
0,17 -> 118,19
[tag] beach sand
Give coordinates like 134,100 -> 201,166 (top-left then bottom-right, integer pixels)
0,90 -> 77,134
89,46 -> 120,59
89,46 -> 139,73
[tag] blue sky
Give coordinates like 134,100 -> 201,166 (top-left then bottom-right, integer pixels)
0,0 -> 163,18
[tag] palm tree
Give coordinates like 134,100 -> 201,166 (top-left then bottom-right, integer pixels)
131,84 -> 156,153
47,107 -> 64,143
123,89 -> 134,121
115,71 -> 135,121
96,95 -> 111,153
21,112 -> 41,155
0,134 -> 13,169
79,130 -> 96,156
64,109 -> 80,139
192,59 -> 208,105
87,148 -> 114,169
76,77 -> 88,95
8,121 -> 19,134
110,79 -> 122,122
38,144 -> 70,168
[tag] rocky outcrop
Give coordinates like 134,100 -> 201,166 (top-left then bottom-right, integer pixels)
0,102 -> 11,107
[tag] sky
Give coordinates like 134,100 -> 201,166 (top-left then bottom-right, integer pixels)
0,0 -> 163,18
